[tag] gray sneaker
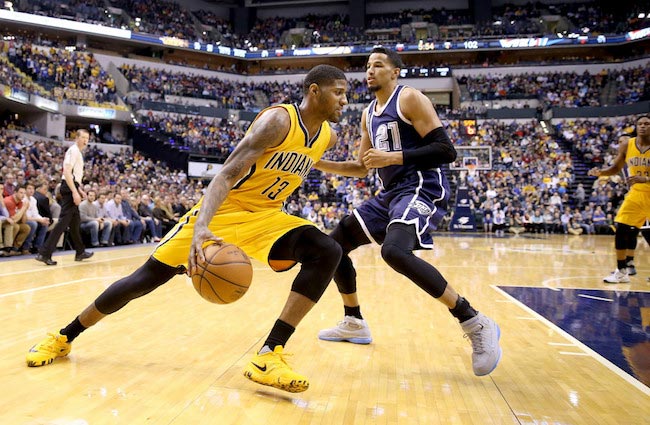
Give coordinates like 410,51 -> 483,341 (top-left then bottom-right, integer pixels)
318,316 -> 372,344
627,261 -> 637,276
460,313 -> 502,376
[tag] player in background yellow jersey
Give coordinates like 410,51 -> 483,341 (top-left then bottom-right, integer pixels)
589,115 -> 650,283
26,65 -> 349,393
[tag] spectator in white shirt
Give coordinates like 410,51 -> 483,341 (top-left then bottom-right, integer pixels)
25,183 -> 50,253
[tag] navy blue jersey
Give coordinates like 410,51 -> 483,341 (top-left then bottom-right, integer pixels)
358,85 -> 451,249
366,85 -> 428,189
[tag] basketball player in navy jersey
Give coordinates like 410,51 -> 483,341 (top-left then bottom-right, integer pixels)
315,47 -> 501,376
26,65 -> 349,393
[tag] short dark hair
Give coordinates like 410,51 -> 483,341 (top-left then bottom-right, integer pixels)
303,65 -> 346,93
636,114 -> 650,123
370,46 -> 404,69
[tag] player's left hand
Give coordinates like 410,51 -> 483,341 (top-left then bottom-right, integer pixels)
362,148 -> 401,169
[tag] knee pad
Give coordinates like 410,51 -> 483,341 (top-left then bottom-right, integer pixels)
381,240 -> 412,274
629,229 -> 639,250
615,223 -> 637,251
380,223 -> 417,273
290,228 -> 342,302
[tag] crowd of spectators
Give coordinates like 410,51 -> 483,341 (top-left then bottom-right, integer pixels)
2,110 -> 641,259
16,0 -> 109,26
0,38 -> 125,110
121,64 -> 255,110
118,63 -> 648,119
556,116 -> 637,169
109,0 -> 198,40
120,64 -> 372,111
455,117 -> 637,236
0,57 -> 51,99
5,41 -> 119,105
0,128 -> 197,256
473,3 -> 544,38
459,66 -> 650,107
10,1 -> 650,49
136,113 -> 246,156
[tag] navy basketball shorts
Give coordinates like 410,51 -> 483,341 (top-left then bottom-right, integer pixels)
352,170 -> 449,249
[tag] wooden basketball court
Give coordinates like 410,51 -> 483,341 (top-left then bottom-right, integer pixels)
1,234 -> 648,424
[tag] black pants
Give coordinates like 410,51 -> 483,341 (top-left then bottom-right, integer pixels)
40,181 -> 85,257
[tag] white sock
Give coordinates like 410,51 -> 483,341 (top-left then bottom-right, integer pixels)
258,345 -> 272,355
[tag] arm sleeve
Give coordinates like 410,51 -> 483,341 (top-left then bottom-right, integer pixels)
402,127 -> 457,168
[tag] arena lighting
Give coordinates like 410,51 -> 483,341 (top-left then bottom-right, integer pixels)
639,13 -> 646,19
2,9 -> 650,59
0,9 -> 131,38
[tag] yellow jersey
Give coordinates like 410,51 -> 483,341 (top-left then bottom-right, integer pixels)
626,137 -> 650,193
218,103 -> 332,212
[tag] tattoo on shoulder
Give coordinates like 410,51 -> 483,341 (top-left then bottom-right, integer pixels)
256,109 -> 289,144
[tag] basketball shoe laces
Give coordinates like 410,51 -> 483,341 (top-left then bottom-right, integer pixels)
272,347 -> 294,368
338,317 -> 361,329
464,324 -> 485,353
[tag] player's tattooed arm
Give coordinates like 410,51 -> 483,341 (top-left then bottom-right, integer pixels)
189,108 -> 290,272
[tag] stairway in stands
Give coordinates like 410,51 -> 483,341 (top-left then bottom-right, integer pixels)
554,124 -> 595,205
600,77 -> 619,106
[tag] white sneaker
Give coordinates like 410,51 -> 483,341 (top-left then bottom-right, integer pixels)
460,313 -> 502,376
604,269 -> 630,284
318,316 -> 372,344
627,261 -> 637,276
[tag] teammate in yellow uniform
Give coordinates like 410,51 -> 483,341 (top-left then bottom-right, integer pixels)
26,65 -> 349,393
589,115 -> 650,283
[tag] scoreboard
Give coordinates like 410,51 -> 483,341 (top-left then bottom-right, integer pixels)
460,119 -> 477,136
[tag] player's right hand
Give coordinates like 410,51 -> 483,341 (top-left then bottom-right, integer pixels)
188,226 -> 223,276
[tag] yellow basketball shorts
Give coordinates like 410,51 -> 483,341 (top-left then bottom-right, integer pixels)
152,206 -> 315,271
615,189 -> 650,228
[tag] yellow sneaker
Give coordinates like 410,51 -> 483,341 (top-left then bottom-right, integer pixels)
243,345 -> 309,393
26,332 -> 71,367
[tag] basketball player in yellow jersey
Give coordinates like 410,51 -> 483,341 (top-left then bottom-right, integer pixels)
589,115 -> 650,283
26,65 -> 349,393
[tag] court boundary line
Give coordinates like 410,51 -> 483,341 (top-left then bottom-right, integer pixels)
0,276 -> 123,298
0,252 -> 151,278
491,284 -> 650,396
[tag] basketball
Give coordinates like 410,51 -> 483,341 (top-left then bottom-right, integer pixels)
192,243 -> 253,304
